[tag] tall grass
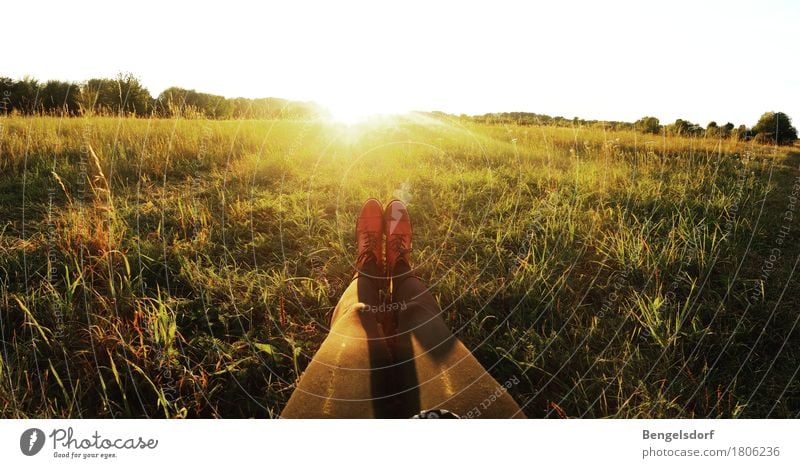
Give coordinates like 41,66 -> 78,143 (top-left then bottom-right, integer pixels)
0,114 -> 798,417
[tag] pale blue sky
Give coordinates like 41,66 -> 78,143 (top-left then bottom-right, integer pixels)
4,0 -> 798,126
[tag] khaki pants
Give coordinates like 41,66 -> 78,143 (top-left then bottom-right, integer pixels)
281,274 -> 525,418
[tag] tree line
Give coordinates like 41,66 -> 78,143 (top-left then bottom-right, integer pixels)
1,74 -> 796,145
632,114 -> 797,145
469,112 -> 796,145
0,73 -> 322,119
470,112 -> 634,131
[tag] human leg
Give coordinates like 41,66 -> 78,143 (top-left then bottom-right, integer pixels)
384,200 -> 525,418
280,272 -> 395,418
281,199 -> 396,418
391,270 -> 524,418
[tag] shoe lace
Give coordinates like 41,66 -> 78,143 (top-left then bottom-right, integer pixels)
388,234 -> 410,256
356,231 -> 380,266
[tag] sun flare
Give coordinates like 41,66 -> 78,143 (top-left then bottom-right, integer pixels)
323,94 -> 409,125
324,99 -> 387,125
327,105 -> 375,125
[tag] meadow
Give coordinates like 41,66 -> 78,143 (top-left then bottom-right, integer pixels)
1,114 -> 798,418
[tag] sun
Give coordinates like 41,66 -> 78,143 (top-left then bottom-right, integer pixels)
322,92 -> 411,125
327,106 -> 374,125
325,101 -> 381,125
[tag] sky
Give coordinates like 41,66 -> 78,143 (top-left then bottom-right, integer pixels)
4,0 -> 799,125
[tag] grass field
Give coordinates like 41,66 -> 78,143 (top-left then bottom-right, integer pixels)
1,114 -> 799,418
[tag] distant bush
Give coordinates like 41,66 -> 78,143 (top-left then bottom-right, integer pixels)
705,121 -> 719,138
41,80 -> 81,115
79,73 -> 153,115
155,87 -> 322,119
0,76 -> 41,114
468,112 -> 634,130
752,111 -> 797,145
719,122 -> 734,138
635,116 -> 661,134
732,124 -> 750,141
669,119 -> 703,137
753,133 -> 774,144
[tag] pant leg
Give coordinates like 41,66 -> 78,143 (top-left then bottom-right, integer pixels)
280,276 -> 396,418
391,276 -> 526,418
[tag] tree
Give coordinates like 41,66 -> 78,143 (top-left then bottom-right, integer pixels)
10,77 -> 41,114
732,124 -> 750,141
115,73 -> 153,115
79,78 -> 118,114
720,122 -> 735,138
155,87 -> 230,118
706,121 -> 719,138
79,73 -> 152,115
752,112 -> 798,145
635,116 -> 661,134
40,80 -> 81,115
670,119 -> 702,137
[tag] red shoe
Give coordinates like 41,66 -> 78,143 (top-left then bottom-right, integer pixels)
383,199 -> 413,277
354,198 -> 384,278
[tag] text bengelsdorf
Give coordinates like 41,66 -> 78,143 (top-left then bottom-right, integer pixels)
642,430 -> 715,442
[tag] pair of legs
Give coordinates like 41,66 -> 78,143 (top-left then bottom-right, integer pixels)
280,200 -> 524,418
